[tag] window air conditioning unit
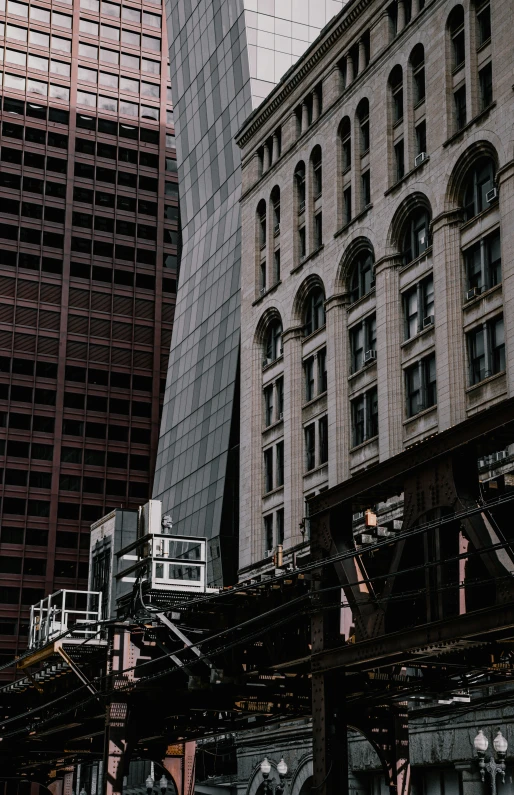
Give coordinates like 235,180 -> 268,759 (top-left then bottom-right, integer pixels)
260,287 -> 266,295
486,187 -> 498,203
423,315 -> 434,328
364,349 -> 377,363
466,287 -> 482,301
494,451 -> 508,462
414,151 -> 427,167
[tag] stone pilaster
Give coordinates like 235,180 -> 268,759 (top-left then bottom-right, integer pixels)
432,210 -> 466,430
498,159 -> 514,398
283,326 -> 305,548
376,255 -> 403,460
325,294 -> 350,487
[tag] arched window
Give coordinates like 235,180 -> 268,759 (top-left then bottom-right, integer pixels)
349,250 -> 375,304
304,286 -> 326,336
410,44 -> 425,105
448,5 -> 465,70
257,199 -> 266,250
295,162 -> 306,213
389,65 -> 403,124
271,186 -> 280,234
311,146 -> 322,198
339,116 -> 351,172
356,98 -> 370,153
402,207 -> 431,264
462,157 -> 496,220
265,319 -> 283,363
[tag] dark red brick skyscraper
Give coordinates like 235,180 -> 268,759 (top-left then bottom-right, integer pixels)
0,0 -> 178,675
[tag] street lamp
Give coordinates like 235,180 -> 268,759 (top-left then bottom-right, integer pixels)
160,775 -> 168,795
260,758 -> 288,795
146,774 -> 155,795
474,729 -> 508,795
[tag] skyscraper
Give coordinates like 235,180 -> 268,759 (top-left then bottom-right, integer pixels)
0,0 -> 177,675
153,0 -> 345,584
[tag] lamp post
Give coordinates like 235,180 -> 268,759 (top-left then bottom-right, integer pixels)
474,729 -> 508,795
159,775 -> 168,795
146,774 -> 155,795
260,758 -> 288,795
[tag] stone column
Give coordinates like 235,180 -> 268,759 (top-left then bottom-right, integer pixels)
262,141 -> 270,172
397,0 -> 406,31
375,255 -> 403,460
345,53 -> 354,86
272,132 -> 279,163
358,38 -> 367,74
325,294 -> 350,487
431,210 -> 466,431
283,326 -> 305,549
301,101 -> 309,134
312,89 -> 320,122
411,0 -> 419,15
498,160 -> 514,398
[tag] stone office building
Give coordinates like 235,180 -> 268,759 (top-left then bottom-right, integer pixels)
234,0 -> 514,790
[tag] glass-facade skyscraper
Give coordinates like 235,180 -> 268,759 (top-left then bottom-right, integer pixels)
153,0 -> 344,584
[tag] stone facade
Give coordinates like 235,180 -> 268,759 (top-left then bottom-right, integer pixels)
236,0 -> 513,572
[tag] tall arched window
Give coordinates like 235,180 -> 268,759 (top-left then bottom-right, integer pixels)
311,145 -> 322,198
389,65 -> 403,124
304,286 -> 326,336
448,6 -> 465,70
349,249 -> 375,304
295,162 -> 306,213
402,207 -> 431,264
410,44 -> 425,105
271,186 -> 280,234
264,319 -> 283,364
462,157 -> 496,220
339,116 -> 351,173
356,98 -> 370,154
257,199 -> 266,250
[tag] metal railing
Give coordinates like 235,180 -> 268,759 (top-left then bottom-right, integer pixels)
29,589 -> 102,649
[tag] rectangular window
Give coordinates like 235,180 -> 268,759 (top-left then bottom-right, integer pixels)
452,25 -> 465,69
362,170 -> 371,207
342,133 -> 351,171
304,356 -> 315,402
351,386 -> 378,447
313,160 -> 322,197
479,62 -> 493,109
403,275 -> 434,339
454,85 -> 467,131
477,3 -> 491,46
465,229 -> 501,294
343,186 -> 352,225
276,441 -> 284,487
319,415 -> 328,464
413,62 -> 425,104
394,140 -> 404,182
299,226 -> 306,259
276,377 -> 284,418
405,354 -> 436,417
314,212 -> 322,249
360,115 -> 370,153
350,314 -> 376,372
415,120 -> 426,156
264,447 -> 273,493
259,260 -> 266,294
318,348 -> 327,394
305,423 -> 316,471
264,514 -> 273,555
393,84 -> 403,123
468,315 -> 505,385
264,385 -> 274,427
276,508 -> 284,545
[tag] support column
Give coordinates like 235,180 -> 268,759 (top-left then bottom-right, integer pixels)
301,101 -> 309,134
375,255 -> 403,460
411,0 -> 419,16
163,742 -> 196,795
325,295 -> 350,488
358,39 -> 367,74
312,90 -> 320,123
262,142 -> 270,173
497,161 -> 514,398
345,53 -> 354,86
431,210 -> 466,431
272,132 -> 279,163
102,624 -> 138,795
397,0 -> 406,31
283,326 -> 304,549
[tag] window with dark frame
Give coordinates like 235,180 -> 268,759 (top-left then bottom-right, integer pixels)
351,387 -> 378,447
312,148 -> 322,197
276,508 -> 284,545
343,186 -> 352,225
390,66 -> 403,123
468,315 -> 505,385
264,447 -> 274,493
454,85 -> 467,131
350,314 -> 377,373
402,208 -> 430,264
476,2 -> 491,46
274,248 -> 281,283
362,171 -> 371,208
314,212 -> 322,249
394,140 -> 405,181
318,348 -> 327,394
412,45 -> 425,104
403,274 -> 434,339
264,385 -> 274,427
463,157 -> 495,220
304,356 -> 315,402
304,423 -> 316,471
349,250 -> 374,303
276,377 -> 284,417
265,320 -> 283,363
276,441 -> 284,487
405,353 -> 437,417
264,514 -> 273,554
450,6 -> 465,69
479,62 -> 493,109
319,416 -> 328,464
465,229 -> 501,295
415,121 -> 426,156
304,287 -> 326,336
